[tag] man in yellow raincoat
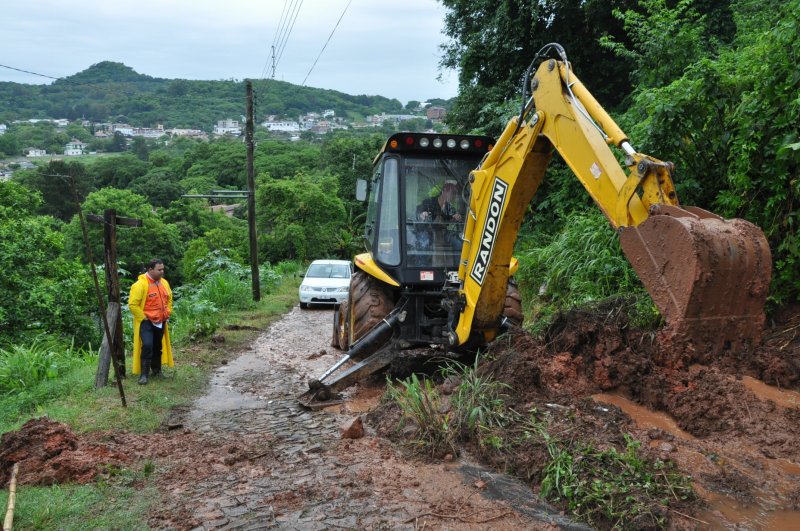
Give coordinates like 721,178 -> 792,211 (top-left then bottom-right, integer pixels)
129,258 -> 174,385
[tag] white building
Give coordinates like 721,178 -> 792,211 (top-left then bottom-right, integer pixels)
132,125 -> 165,138
26,148 -> 47,157
64,139 -> 87,156
165,128 -> 208,140
0,124 -> 6,135
371,113 -> 420,125
262,120 -> 301,132
213,119 -> 241,136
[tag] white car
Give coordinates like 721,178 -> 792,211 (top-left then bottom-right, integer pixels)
299,259 -> 352,309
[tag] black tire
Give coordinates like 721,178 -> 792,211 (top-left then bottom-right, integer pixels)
300,302 -> 308,309
347,271 -> 394,358
503,280 -> 524,326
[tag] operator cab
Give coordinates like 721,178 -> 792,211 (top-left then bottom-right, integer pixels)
362,132 -> 495,285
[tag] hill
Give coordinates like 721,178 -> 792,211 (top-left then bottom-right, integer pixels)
0,62 -> 422,129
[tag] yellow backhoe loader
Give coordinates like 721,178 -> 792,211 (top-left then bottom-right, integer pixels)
301,44 -> 771,405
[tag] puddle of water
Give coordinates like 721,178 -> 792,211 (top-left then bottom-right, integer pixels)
593,394 -> 800,529
190,352 -> 266,414
342,386 -> 384,413
741,376 -> 800,409
592,393 -> 695,440
696,486 -> 800,530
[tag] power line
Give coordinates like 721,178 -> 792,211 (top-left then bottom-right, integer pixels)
261,0 -> 293,79
302,0 -> 352,86
0,63 -> 60,80
274,0 -> 304,73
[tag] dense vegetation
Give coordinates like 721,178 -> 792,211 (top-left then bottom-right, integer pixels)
441,0 -> 800,313
0,132 -> 382,348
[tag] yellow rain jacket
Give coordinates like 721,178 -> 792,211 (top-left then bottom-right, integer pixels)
129,273 -> 174,374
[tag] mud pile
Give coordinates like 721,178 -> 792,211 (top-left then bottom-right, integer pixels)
369,301 -> 800,528
0,417 -> 129,487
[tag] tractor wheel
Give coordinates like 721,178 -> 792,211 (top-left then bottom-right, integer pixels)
503,280 -> 524,326
348,271 -> 395,358
331,302 -> 349,350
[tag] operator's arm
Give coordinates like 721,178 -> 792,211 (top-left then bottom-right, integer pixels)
417,197 -> 436,220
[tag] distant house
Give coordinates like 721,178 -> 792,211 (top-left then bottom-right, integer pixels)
0,124 -> 6,135
165,128 -> 208,140
426,107 -> 447,120
132,125 -> 165,138
213,119 -> 241,136
262,120 -> 301,132
210,204 -> 239,217
371,113 -> 419,125
64,139 -> 87,156
25,148 -> 47,157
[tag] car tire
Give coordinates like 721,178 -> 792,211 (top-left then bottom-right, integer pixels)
347,271 -> 394,359
300,302 -> 308,309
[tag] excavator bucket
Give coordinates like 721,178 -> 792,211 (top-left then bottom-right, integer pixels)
619,205 -> 771,357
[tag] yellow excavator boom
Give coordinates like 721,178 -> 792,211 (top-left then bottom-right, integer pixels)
453,50 -> 771,355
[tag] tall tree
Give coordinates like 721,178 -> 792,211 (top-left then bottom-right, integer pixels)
15,160 -> 95,221
438,0 -> 637,134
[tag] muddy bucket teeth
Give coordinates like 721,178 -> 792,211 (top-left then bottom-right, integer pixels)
619,205 -> 771,355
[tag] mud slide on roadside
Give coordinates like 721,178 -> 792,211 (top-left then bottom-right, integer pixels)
476,303 -> 800,528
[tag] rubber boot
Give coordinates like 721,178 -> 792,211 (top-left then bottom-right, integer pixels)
138,374 -> 148,385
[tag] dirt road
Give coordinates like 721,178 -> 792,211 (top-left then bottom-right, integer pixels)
149,306 -> 579,530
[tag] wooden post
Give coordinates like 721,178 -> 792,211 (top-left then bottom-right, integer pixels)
86,212 -> 142,390
103,209 -> 125,379
246,80 -> 260,301
94,302 -> 121,389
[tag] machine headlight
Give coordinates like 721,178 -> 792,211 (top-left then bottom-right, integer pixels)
460,139 -> 470,149
335,287 -> 349,293
432,138 -> 443,148
300,285 -> 313,292
446,138 -> 457,148
419,137 -> 430,148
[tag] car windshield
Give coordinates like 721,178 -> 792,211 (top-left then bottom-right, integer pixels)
306,263 -> 350,279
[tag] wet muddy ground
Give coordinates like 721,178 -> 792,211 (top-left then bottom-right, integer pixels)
4,303 -> 800,529
466,304 -> 800,529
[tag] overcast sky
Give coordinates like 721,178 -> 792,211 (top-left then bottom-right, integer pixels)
0,0 -> 460,104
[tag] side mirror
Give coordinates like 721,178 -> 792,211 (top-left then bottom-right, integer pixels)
355,179 -> 368,202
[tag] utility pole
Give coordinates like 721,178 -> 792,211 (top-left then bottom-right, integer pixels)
246,80 -> 261,301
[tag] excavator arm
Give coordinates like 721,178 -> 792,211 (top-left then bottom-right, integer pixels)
452,47 -> 771,355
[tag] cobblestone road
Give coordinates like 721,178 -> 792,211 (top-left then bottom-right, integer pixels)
158,306 -> 566,530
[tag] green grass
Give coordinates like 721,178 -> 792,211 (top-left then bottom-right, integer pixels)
515,210 -> 661,335
386,373 -> 456,456
0,468 -> 158,531
525,412 -> 694,529
0,276 -> 300,529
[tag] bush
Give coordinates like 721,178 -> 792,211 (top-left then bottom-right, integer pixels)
0,337 -> 93,394
168,288 -> 221,344
515,210 -> 657,333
